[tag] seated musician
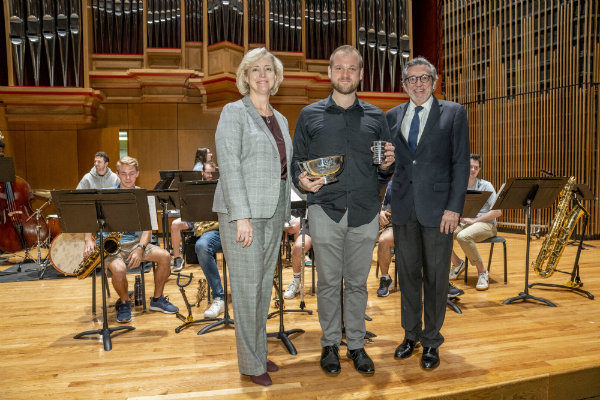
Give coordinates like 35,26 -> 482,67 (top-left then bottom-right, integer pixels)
171,161 -> 216,272
283,211 -> 312,300
377,179 -> 464,298
448,153 -> 502,291
76,151 -> 120,190
82,156 -> 178,323
193,221 -> 224,318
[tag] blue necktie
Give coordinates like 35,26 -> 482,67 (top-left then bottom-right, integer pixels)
408,106 -> 423,153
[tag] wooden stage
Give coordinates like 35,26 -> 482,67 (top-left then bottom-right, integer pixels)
1,233 -> 599,400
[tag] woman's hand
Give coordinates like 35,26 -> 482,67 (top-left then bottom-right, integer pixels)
298,172 -> 325,193
236,218 -> 254,247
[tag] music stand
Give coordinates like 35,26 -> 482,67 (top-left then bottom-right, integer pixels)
51,189 -> 152,351
493,177 -> 567,307
0,157 -> 16,182
147,189 -> 179,250
158,170 -> 205,190
529,184 -> 595,300
567,184 -> 596,249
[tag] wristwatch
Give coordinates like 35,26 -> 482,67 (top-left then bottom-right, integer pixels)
136,244 -> 146,251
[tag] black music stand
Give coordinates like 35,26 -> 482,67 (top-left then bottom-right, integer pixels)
177,181 -> 235,335
494,177 -> 567,307
52,189 -> 152,351
446,190 -> 493,314
147,189 -> 179,250
567,184 -> 596,249
157,170 -> 205,190
529,184 -> 595,300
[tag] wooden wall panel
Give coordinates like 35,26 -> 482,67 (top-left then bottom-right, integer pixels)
443,0 -> 600,238
127,129 -> 179,189
96,104 -> 130,128
177,103 -> 220,130
177,129 -> 217,169
25,131 -> 79,189
128,104 -> 178,130
76,127 -> 120,180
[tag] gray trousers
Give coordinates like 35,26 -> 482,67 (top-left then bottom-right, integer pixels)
218,181 -> 286,376
393,206 -> 453,348
308,205 -> 379,350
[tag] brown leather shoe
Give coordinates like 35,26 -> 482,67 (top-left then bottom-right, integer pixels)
266,359 -> 279,372
250,372 -> 272,386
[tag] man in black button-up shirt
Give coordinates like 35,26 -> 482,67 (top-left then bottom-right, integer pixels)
291,45 -> 394,376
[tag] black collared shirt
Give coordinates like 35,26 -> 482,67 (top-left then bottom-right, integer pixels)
292,93 -> 392,227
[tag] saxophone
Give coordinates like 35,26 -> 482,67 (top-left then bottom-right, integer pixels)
194,221 -> 219,236
75,233 -> 122,279
531,177 -> 585,278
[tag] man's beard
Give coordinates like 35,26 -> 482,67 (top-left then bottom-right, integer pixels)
332,79 -> 360,95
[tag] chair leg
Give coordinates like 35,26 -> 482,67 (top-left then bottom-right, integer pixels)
464,257 -> 469,283
503,242 -> 507,284
375,260 -> 380,278
487,243 -> 495,273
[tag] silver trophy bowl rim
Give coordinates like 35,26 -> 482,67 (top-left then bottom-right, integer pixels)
301,155 -> 345,177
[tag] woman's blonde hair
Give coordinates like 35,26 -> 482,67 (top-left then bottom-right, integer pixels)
236,47 -> 284,96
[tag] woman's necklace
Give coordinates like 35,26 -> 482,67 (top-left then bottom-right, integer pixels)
259,107 -> 272,123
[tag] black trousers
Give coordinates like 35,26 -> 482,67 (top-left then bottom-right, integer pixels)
393,207 -> 453,348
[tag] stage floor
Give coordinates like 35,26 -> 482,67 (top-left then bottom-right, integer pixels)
1,233 -> 599,399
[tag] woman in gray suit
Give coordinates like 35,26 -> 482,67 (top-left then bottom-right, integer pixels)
212,48 -> 292,386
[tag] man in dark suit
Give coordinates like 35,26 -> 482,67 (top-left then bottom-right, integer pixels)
386,57 -> 470,370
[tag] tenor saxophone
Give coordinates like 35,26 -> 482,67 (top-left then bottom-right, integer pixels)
531,177 -> 585,278
75,232 -> 122,279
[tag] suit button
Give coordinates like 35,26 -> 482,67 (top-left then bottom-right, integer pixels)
409,180 -> 413,184
412,160 -> 417,165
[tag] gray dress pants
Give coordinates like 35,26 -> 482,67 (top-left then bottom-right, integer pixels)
308,205 -> 379,350
218,181 -> 286,375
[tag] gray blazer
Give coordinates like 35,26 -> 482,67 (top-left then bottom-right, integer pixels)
212,95 -> 292,222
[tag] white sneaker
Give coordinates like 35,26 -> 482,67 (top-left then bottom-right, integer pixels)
204,298 -> 225,318
284,279 -> 300,299
449,260 -> 465,280
476,271 -> 489,290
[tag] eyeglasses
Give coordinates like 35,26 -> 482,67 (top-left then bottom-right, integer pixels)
404,74 -> 433,85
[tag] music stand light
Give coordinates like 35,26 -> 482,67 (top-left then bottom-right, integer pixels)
51,189 -> 152,351
493,177 -> 567,307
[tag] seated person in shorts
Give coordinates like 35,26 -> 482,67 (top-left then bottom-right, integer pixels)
83,156 -> 178,323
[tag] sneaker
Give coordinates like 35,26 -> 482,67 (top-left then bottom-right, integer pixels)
376,275 -> 393,297
449,260 -> 465,280
149,295 -> 179,313
284,279 -> 300,299
476,271 -> 489,290
172,257 -> 184,272
448,282 -> 464,298
304,255 -> 312,266
204,298 -> 225,318
116,300 -> 131,323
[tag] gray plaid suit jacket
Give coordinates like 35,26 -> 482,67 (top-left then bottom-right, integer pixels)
212,95 -> 292,222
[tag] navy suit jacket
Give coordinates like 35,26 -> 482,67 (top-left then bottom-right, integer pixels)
386,97 -> 470,228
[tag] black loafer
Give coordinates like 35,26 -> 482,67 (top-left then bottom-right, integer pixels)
394,339 -> 419,359
347,348 -> 375,374
420,347 -> 440,370
320,345 -> 341,375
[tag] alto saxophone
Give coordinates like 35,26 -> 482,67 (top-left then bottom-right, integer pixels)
75,233 -> 122,279
531,177 -> 585,278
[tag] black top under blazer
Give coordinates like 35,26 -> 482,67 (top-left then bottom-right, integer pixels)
386,97 -> 470,228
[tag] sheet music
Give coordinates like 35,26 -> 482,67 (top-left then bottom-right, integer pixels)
147,195 -> 158,230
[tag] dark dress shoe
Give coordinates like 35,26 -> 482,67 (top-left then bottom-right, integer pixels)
420,347 -> 440,370
346,348 -> 375,375
266,359 -> 279,372
394,339 -> 419,359
320,345 -> 341,375
250,372 -> 272,386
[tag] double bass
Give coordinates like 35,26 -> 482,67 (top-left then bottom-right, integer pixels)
0,133 -> 49,253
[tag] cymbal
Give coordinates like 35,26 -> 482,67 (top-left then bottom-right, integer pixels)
32,189 -> 52,199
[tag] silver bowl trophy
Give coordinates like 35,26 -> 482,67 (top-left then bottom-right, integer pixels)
298,155 -> 345,184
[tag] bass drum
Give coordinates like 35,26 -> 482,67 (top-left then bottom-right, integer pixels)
49,233 -> 85,276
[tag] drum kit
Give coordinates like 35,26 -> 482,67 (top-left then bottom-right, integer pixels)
16,189 -> 84,278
